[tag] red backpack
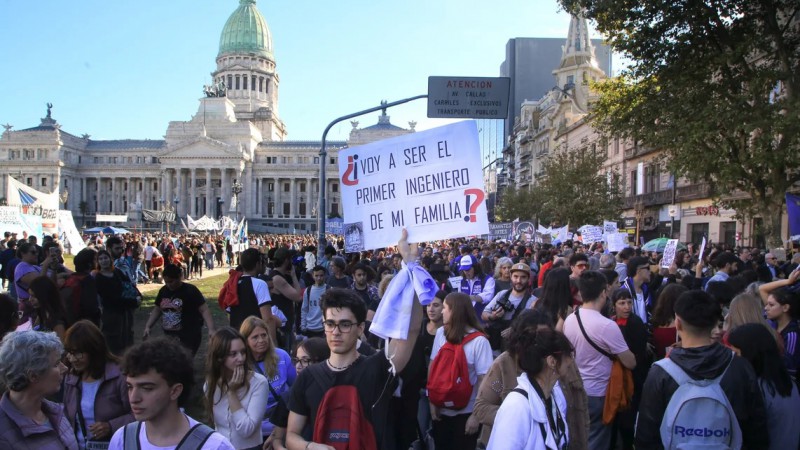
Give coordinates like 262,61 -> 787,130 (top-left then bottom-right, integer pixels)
310,365 -> 377,450
427,331 -> 484,409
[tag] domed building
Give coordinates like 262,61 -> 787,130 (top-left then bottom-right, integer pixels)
0,0 -> 413,233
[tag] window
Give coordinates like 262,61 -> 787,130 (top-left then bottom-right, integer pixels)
282,156 -> 292,164
243,75 -> 248,90
265,156 -> 277,164
41,178 -> 47,187
645,164 -> 660,193
721,221 -> 736,246
300,182 -> 306,192
329,157 -> 335,164
26,178 -> 33,186
235,76 -> 240,90
283,202 -> 290,216
153,182 -> 158,190
227,75 -> 233,90
331,183 -> 338,193
314,157 -> 320,164
299,203 -> 306,216
94,157 -> 100,163
283,183 -> 290,192
630,170 -> 638,196
267,201 -> 274,215
689,223 -> 709,247
330,203 -> 339,216
267,182 -> 274,191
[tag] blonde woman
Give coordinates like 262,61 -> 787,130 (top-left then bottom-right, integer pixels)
205,327 -> 269,450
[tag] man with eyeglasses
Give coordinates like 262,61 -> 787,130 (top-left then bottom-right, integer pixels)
621,256 -> 656,325
286,231 -> 424,450
760,252 -> 785,281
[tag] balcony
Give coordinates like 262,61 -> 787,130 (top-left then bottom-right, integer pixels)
623,145 -> 659,160
623,189 -> 673,209
676,183 -> 712,201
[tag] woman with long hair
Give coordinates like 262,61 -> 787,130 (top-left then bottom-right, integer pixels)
724,293 -> 782,348
429,292 -> 493,450
534,268 -> 573,331
265,337 -> 330,450
62,320 -> 134,448
650,283 -> 688,359
763,288 -> 800,379
28,276 -> 68,341
239,316 -> 296,441
95,249 -> 138,355
486,327 -> 574,450
493,257 -> 514,293
204,327 -> 269,450
728,323 -> 800,449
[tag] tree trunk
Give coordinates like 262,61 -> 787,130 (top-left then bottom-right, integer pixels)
760,199 -> 785,249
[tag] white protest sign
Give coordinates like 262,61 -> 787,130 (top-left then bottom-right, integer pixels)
448,276 -> 463,291
58,211 -> 86,255
698,237 -> 707,263
338,121 -> 488,250
661,239 -> 680,268
608,232 -> 630,252
581,226 -> 604,245
603,220 -> 619,234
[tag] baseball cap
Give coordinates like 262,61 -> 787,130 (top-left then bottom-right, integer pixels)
510,263 -> 531,276
459,256 -> 475,271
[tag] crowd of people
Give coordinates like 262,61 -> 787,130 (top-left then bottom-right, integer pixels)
0,226 -> 799,449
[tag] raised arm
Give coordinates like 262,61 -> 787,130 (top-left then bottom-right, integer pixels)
385,229 -> 424,374
759,268 -> 799,305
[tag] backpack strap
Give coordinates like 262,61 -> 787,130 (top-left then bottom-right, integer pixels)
574,308 -> 613,359
510,292 -> 532,321
459,331 -> 484,347
175,423 -> 215,450
511,388 -> 548,445
123,422 -> 142,450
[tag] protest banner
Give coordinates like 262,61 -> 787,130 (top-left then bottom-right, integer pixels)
607,232 -> 630,252
698,237 -> 707,263
661,239 -> 680,268
448,276 -> 463,291
581,226 -> 604,245
58,211 -> 86,255
6,176 -> 59,235
514,221 -> 535,242
338,121 -> 488,250
489,222 -> 513,241
603,220 -> 619,234
325,218 -> 344,235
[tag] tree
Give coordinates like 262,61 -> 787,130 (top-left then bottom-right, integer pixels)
530,146 -> 623,226
560,0 -> 800,246
496,187 -> 536,222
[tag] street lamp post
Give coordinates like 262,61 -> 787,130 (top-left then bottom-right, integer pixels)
634,198 -> 646,246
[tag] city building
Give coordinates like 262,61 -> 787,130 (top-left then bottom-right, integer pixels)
0,0 -> 412,233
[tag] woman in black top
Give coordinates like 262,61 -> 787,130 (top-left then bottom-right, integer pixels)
95,250 -> 139,356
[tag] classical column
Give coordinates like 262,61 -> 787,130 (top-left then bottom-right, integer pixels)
108,178 -> 115,213
307,178 -> 313,218
177,169 -> 185,218
275,178 -> 282,218
222,168 -> 230,215
206,169 -> 212,216
189,168 -> 197,217
245,162 -> 254,218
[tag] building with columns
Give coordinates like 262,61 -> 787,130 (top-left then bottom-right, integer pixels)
0,0 -> 413,233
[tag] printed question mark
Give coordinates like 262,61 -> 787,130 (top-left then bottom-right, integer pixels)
464,188 -> 485,222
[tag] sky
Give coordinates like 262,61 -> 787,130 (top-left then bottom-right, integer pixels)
0,0 -> 609,143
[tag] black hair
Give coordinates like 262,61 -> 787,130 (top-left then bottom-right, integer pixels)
674,290 -> 722,331
320,288 -> 367,323
311,265 -> 327,274
705,281 -> 736,307
122,337 -> 195,407
296,337 -> 331,362
240,248 -> 261,271
611,288 -> 632,302
770,289 -> 800,320
713,252 -> 739,269
515,328 -> 574,378
507,309 -> 553,358
728,323 -> 794,398
577,270 -> 608,303
535,268 -> 572,323
569,253 -> 589,266
0,293 -> 18,338
73,248 -> 98,273
162,264 -> 182,280
599,269 -> 619,286
626,256 -> 650,279
105,236 -> 123,249
617,247 -> 634,261
15,241 -> 35,258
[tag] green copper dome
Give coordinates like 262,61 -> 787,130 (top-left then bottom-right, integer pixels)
218,0 -> 273,59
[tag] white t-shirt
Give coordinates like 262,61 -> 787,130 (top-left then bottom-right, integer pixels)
144,245 -> 156,261
430,327 -> 493,416
108,414 -> 234,450
226,276 -> 271,312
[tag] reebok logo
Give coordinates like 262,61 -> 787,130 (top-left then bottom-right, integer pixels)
674,426 -> 730,438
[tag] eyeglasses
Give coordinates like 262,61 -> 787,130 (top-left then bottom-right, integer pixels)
323,320 -> 359,333
292,357 -> 313,367
64,349 -> 85,359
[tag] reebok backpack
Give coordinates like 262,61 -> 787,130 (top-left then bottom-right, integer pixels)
655,353 -> 743,450
427,331 -> 484,410
309,366 -> 377,450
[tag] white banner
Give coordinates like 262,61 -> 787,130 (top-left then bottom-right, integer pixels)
581,226 -> 604,245
603,220 -> 619,234
607,232 -> 630,253
6,177 -> 59,236
58,211 -> 86,255
95,214 -> 128,223
338,121 -> 488,250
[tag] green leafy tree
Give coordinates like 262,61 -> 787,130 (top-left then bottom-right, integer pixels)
531,146 -> 623,226
496,187 -> 536,222
560,0 -> 800,246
